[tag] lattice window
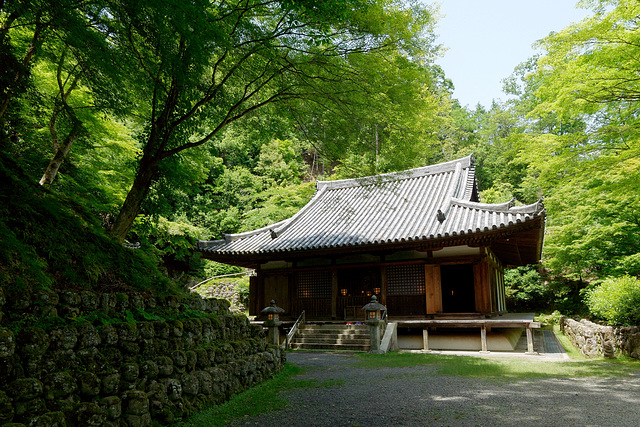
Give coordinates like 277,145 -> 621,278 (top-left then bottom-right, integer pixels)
297,270 -> 332,299
387,264 -> 425,296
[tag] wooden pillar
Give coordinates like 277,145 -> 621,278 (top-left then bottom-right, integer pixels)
422,328 -> 430,351
480,324 -> 489,353
473,261 -> 491,314
331,267 -> 338,319
255,274 -> 265,315
526,327 -> 536,354
425,264 -> 442,314
380,265 -> 387,306
249,275 -> 258,316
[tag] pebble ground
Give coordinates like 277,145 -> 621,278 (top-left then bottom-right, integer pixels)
231,351 -> 640,427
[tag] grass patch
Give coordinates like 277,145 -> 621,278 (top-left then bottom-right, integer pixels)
352,352 -> 640,379
177,363 -> 343,426
553,324 -> 588,360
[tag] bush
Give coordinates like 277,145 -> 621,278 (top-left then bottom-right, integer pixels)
585,275 -> 640,326
504,265 -> 546,311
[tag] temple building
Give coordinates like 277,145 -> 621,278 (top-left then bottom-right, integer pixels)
198,155 -> 546,352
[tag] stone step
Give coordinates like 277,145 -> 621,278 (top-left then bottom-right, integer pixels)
293,337 -> 371,345
299,329 -> 369,337
289,342 -> 370,351
300,326 -> 368,334
297,334 -> 368,340
297,334 -> 370,341
290,323 -> 372,352
303,323 -> 368,329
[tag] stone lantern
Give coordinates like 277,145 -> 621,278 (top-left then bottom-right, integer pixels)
261,300 -> 284,346
361,295 -> 387,354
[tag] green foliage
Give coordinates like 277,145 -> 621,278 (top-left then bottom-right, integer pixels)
586,275 -> 640,326
0,152 -> 177,294
254,139 -> 304,186
234,278 -> 250,308
202,262 -> 243,278
504,266 -> 546,312
535,311 -> 564,327
240,183 -> 315,232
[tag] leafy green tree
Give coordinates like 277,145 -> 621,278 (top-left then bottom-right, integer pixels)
504,265 -> 546,312
101,0 -> 438,241
586,275 -> 640,326
516,0 -> 640,281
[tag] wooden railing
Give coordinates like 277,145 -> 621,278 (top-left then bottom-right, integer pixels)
283,310 -> 305,350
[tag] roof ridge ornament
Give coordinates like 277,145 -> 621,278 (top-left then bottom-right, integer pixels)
437,209 -> 446,223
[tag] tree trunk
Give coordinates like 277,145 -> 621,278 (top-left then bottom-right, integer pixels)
39,127 -> 79,186
108,151 -> 161,242
0,23 -> 42,121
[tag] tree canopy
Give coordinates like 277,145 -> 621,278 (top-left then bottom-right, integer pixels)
1,0 -> 639,324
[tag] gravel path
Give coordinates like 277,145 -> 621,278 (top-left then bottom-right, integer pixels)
232,351 -> 640,427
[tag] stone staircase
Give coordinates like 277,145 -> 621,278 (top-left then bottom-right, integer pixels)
289,323 -> 371,351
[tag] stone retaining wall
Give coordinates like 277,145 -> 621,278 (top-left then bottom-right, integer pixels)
0,285 -> 284,426
560,316 -> 640,359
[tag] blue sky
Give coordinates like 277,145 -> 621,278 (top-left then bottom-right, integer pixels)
434,0 -> 592,108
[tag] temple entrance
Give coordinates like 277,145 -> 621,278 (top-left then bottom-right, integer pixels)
440,264 -> 475,313
337,266 -> 380,320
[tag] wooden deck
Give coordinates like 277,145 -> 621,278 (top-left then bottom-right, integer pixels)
393,313 -> 541,354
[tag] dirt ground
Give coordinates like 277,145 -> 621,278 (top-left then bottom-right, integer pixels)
231,351 -> 640,427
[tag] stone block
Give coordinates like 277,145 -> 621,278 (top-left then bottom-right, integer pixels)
78,372 -> 101,397
172,350 -> 187,368
28,411 -> 66,427
162,378 -> 182,401
121,363 -> 139,383
14,397 -> 46,421
50,326 -> 77,350
116,322 -> 138,342
168,320 -> 183,337
181,373 -> 199,396
194,348 -> 210,369
0,327 -> 16,358
77,323 -> 101,348
115,293 -> 129,313
80,290 -> 100,312
99,325 -> 118,346
195,371 -> 213,396
101,293 -> 116,314
59,291 -> 80,307
72,402 -> 104,427
123,390 -> 149,416
17,327 -> 49,358
141,360 -> 159,380
8,378 -> 43,401
123,413 -> 151,427
7,287 -> 31,311
0,390 -> 14,424
138,322 -> 155,339
101,373 -> 120,395
185,351 -> 197,372
153,322 -> 170,340
131,294 -> 146,311
156,356 -> 173,377
43,371 -> 76,400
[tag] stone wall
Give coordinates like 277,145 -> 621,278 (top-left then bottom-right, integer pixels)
560,316 -> 640,359
0,285 -> 284,426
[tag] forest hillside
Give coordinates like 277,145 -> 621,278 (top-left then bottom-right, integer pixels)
1,0 -> 639,325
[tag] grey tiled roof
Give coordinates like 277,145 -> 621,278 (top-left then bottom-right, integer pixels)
198,155 -> 545,259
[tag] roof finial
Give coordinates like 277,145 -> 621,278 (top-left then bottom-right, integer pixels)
269,229 -> 278,239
